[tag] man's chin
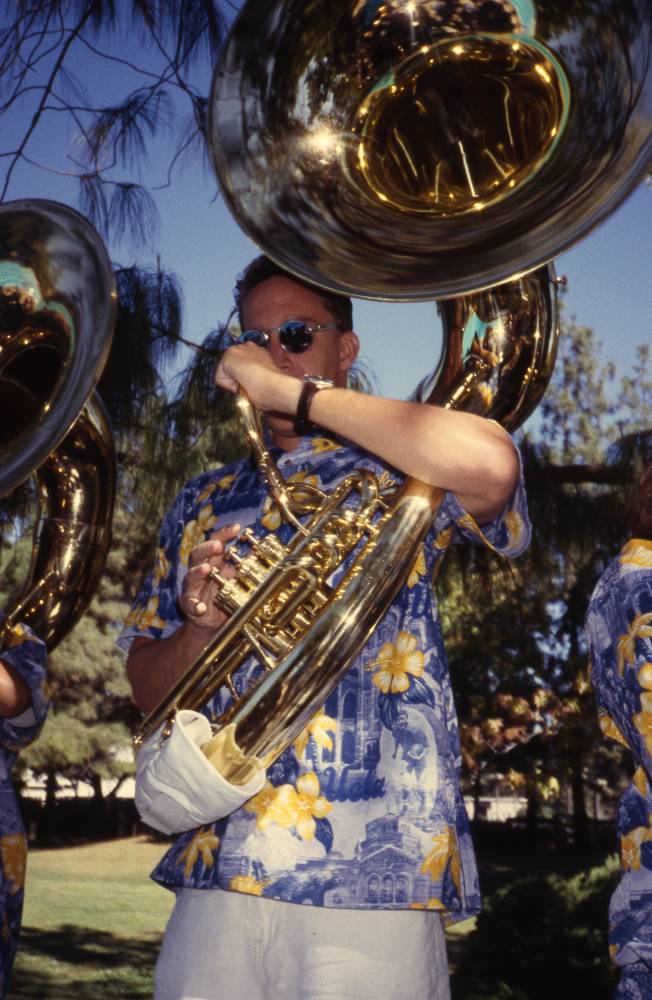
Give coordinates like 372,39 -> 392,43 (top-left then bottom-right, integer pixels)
266,412 -> 297,439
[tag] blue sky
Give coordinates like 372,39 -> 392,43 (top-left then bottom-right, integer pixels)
3,8 -> 651,413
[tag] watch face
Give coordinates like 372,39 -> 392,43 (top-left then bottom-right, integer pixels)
305,375 -> 334,388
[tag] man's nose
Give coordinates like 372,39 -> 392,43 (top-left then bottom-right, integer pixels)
267,334 -> 294,371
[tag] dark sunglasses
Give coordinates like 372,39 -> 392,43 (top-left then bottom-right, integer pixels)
236,319 -> 339,354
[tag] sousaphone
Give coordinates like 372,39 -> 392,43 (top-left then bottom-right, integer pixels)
0,200 -> 116,650
137,0 -> 652,777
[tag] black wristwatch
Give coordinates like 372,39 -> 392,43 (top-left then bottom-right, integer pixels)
295,374 -> 334,434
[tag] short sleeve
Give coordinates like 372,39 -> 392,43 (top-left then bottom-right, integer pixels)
0,622 -> 49,751
117,485 -> 189,655
427,443 -> 530,559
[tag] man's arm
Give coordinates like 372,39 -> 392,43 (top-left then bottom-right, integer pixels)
127,523 -> 241,714
216,344 -> 519,523
0,659 -> 31,718
309,388 -> 518,522
129,350 -> 521,714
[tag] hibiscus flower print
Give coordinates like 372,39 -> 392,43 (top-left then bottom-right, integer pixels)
638,662 -> 652,691
152,547 -> 170,587
5,624 -> 28,648
434,526 -> 453,550
179,506 -> 218,564
0,834 -> 26,894
196,473 -> 236,505
370,632 -> 425,694
421,828 -> 454,883
229,874 -> 266,895
421,826 -> 461,895
178,828 -> 220,878
245,782 -> 288,831
617,612 -> 652,675
598,712 -> 627,748
621,825 -> 652,871
407,548 -> 426,589
310,438 -> 340,455
620,539 -> 652,570
124,595 -> 167,632
245,773 -> 332,841
633,696 -> 652,757
294,711 -> 337,760
506,510 -> 526,549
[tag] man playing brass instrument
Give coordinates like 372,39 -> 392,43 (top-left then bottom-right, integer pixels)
121,256 -> 530,1000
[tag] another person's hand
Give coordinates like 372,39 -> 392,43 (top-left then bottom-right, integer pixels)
180,524 -> 241,632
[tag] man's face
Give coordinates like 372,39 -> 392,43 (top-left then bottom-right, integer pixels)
241,275 -> 359,441
241,276 -> 358,388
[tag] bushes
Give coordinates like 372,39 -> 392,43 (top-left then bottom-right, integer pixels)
19,796 -> 141,845
453,855 -> 621,1000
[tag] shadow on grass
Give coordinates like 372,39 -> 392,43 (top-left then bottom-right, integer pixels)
10,926 -> 161,999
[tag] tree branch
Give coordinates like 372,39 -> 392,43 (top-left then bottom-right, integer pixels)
1,6 -> 93,201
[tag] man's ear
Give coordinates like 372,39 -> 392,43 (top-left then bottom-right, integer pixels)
339,330 -> 360,372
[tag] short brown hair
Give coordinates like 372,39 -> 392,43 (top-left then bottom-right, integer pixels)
234,255 -> 353,332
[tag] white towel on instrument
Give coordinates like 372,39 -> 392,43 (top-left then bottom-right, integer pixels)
135,709 -> 266,835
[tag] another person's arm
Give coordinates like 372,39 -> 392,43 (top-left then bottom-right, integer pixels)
0,624 -> 49,748
0,658 -> 31,718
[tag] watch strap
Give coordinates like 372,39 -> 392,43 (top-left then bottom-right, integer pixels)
296,380 -> 320,428
295,377 -> 333,433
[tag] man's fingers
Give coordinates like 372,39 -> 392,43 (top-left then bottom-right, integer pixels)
188,525 -> 240,568
211,523 -> 241,539
189,539 -> 224,566
180,594 -> 207,618
185,562 -> 213,585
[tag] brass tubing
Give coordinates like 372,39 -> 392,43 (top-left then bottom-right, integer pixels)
230,486 -> 443,765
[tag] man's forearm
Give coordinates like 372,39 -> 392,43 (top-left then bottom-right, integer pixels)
218,350 -> 520,522
127,621 -> 217,714
310,387 -> 520,521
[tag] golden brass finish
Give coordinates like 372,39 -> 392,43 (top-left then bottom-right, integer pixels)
209,0 -> 652,299
353,35 -> 569,216
2,396 -> 116,649
0,200 -> 116,650
150,0 -> 652,780
413,263 -> 561,426
136,265 -> 559,773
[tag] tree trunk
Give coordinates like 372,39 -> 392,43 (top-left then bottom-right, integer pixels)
472,771 -> 482,829
90,773 -> 105,803
571,761 -> 590,851
526,784 -> 539,849
44,767 -> 57,810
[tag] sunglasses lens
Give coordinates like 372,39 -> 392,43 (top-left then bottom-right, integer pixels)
279,321 -> 312,353
240,329 -> 268,347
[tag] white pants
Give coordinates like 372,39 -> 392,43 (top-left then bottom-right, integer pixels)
154,888 -> 452,1000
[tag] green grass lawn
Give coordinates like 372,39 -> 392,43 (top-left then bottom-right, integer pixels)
11,835 -> 483,998
9,837 -> 614,999
10,837 -> 174,999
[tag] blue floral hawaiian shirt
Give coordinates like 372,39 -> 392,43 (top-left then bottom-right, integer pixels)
586,538 -> 652,999
0,622 -> 49,1000
120,431 -> 530,921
